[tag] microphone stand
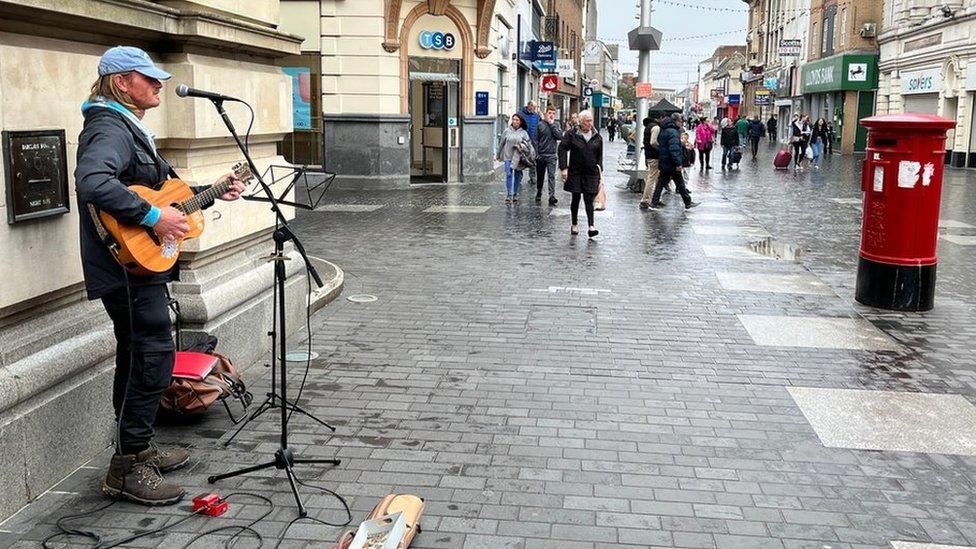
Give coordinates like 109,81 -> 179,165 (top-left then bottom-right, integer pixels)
202,97 -> 339,517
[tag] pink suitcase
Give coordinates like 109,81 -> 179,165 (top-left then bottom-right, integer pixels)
773,148 -> 792,169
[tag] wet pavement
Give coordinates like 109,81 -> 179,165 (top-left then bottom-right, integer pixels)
5,136 -> 976,548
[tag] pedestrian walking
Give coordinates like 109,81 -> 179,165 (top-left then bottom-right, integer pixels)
766,114 -> 777,143
564,111 -> 579,133
639,115 -> 661,209
649,113 -> 699,210
735,115 -> 748,145
607,116 -> 617,142
719,118 -> 740,171
810,117 -> 828,169
790,114 -> 811,170
747,115 -> 765,161
518,101 -> 540,195
535,105 -> 563,205
680,131 -> 695,179
559,110 -> 603,238
497,113 -> 532,203
695,117 -> 715,173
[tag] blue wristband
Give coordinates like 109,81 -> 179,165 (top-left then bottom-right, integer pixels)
139,206 -> 161,227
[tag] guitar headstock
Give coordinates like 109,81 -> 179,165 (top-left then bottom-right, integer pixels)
231,161 -> 254,184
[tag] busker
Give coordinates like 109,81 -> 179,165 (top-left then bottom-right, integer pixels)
766,114 -> 778,143
76,46 -> 245,505
559,110 -> 603,238
648,113 -> 699,210
719,118 -> 740,171
517,101 -> 540,194
535,105 -> 563,205
497,113 -> 531,204
694,117 -> 715,173
638,115 -> 661,209
747,115 -> 765,161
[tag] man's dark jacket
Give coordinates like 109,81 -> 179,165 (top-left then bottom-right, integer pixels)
536,118 -> 563,156
720,125 -> 740,148
643,121 -> 659,160
748,119 -> 765,138
75,108 -> 212,299
656,118 -> 684,174
517,107 -> 540,144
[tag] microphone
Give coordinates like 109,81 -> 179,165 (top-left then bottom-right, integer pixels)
175,84 -> 238,102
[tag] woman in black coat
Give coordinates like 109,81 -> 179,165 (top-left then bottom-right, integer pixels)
559,110 -> 603,238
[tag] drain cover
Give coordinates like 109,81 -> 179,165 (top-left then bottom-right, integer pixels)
347,294 -> 378,303
285,351 -> 319,362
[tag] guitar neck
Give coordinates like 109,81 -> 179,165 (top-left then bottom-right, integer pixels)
178,162 -> 250,214
180,180 -> 232,214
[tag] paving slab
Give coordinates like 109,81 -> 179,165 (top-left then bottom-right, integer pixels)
716,272 -> 834,295
789,387 -> 976,456
737,314 -> 903,350
701,244 -> 777,260
423,205 -> 491,213
316,204 -> 386,212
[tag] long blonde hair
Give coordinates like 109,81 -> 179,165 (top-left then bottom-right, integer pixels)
88,73 -> 137,110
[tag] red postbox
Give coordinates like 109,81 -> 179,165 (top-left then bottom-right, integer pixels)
856,113 -> 955,311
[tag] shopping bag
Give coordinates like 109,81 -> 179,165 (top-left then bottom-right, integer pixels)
805,146 -> 813,159
594,181 -> 607,211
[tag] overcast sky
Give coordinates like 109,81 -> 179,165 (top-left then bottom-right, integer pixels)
597,0 -> 749,91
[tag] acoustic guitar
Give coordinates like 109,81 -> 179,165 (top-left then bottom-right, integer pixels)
99,162 -> 252,275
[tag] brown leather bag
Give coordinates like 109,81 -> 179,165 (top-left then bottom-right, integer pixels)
160,352 -> 251,422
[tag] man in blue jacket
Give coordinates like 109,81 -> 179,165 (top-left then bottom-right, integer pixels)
517,101 -> 540,192
649,113 -> 699,209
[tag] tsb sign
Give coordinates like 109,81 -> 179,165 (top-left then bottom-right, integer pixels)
419,31 -> 456,51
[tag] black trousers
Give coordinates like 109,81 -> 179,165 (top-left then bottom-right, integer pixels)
570,192 -> 596,226
101,284 -> 175,455
750,136 -> 761,158
698,147 -> 711,169
792,141 -> 805,166
652,169 -> 692,207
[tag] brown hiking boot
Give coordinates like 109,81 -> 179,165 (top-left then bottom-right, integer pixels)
102,449 -> 185,506
144,441 -> 190,473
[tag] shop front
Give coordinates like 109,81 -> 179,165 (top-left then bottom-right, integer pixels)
801,53 -> 878,154
967,61 -> 976,167
323,0 -> 500,189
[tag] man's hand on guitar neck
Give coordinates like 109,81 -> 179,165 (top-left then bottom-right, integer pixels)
216,172 -> 246,201
155,206 -> 190,242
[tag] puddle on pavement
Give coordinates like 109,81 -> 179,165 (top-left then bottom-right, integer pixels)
748,237 -> 805,262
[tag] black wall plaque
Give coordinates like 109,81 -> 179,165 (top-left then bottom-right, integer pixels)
3,129 -> 70,223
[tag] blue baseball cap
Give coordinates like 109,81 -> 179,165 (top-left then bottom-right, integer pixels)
98,46 -> 172,81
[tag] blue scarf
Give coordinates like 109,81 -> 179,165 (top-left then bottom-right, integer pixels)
81,96 -> 157,156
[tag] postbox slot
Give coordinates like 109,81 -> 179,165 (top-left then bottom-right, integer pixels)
872,138 -> 897,147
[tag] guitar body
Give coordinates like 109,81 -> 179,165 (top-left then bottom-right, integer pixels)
99,179 -> 206,275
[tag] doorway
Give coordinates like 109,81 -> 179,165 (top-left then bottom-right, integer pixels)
409,58 -> 462,183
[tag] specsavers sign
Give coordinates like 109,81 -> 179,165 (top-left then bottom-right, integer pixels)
801,53 -> 878,93
901,68 -> 942,95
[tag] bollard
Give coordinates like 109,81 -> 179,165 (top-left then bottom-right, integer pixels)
855,113 -> 955,311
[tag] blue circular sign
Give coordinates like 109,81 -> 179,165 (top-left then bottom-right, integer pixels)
419,31 -> 455,51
